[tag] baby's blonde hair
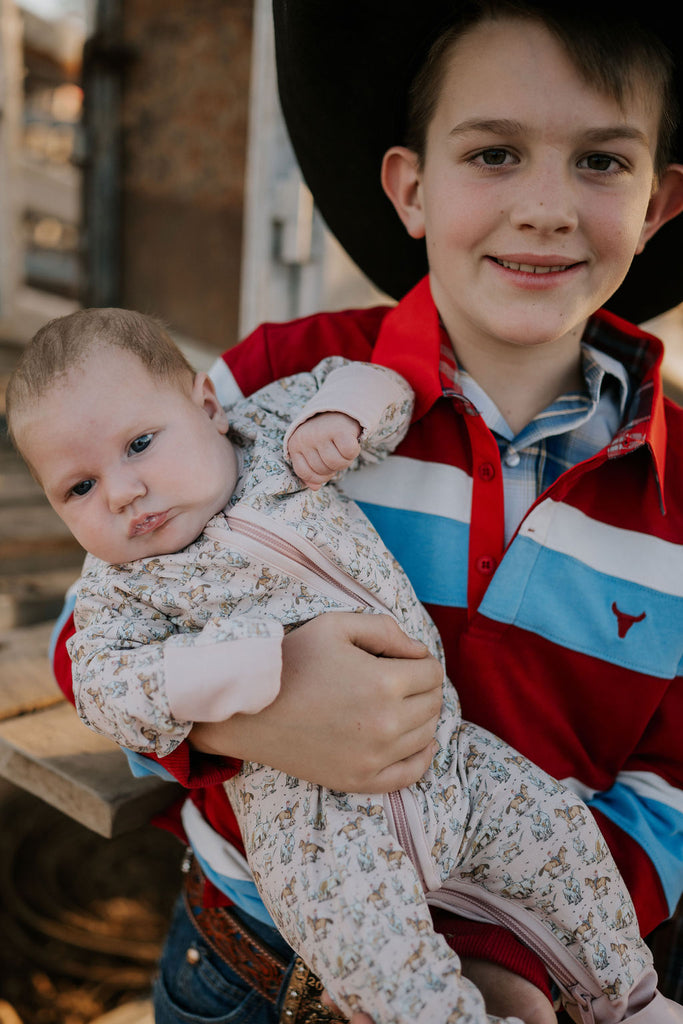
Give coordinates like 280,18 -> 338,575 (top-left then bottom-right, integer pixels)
6,307 -> 195,453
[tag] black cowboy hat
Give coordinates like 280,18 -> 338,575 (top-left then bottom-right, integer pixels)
273,2 -> 683,324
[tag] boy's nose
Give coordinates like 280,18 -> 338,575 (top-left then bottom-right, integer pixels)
510,165 -> 579,234
105,469 -> 147,512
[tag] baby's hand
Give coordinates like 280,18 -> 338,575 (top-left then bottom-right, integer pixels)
288,412 -> 361,490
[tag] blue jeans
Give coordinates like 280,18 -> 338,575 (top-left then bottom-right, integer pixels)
153,892 -> 297,1024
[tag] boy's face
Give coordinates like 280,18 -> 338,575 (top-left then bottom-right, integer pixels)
17,345 -> 238,564
386,17 -> 667,362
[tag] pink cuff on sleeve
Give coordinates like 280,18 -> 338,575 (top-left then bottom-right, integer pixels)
283,363 -> 411,456
164,636 -> 283,721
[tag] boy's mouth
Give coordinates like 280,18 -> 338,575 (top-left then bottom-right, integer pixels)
129,511 -> 169,537
492,257 -> 577,274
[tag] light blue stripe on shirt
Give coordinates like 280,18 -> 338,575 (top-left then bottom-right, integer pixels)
358,502 -> 469,609
588,784 -> 683,915
481,539 -> 682,677
125,748 -> 179,782
192,848 -> 278,927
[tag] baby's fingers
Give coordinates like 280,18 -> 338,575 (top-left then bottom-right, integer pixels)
289,449 -> 329,489
291,439 -> 360,489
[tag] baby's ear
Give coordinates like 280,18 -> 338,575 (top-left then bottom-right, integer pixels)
381,146 -> 426,240
192,372 -> 230,430
637,164 -> 683,253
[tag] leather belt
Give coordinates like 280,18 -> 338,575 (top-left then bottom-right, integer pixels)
183,856 -> 347,1022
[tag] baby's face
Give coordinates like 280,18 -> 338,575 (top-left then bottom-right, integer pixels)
18,346 -> 238,563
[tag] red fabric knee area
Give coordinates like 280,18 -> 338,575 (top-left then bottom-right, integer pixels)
430,908 -> 554,1003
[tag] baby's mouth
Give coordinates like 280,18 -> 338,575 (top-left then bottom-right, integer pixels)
129,511 -> 168,537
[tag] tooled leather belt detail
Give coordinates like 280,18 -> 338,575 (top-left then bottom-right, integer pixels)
183,856 -> 347,1022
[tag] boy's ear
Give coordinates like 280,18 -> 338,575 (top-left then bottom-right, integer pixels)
381,146 -> 426,240
191,372 -> 230,431
636,164 -> 683,253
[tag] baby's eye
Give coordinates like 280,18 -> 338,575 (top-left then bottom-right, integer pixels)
129,433 -> 153,455
71,479 -> 94,497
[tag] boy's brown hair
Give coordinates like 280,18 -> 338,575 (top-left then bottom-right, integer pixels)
5,308 -> 194,452
405,0 -> 679,179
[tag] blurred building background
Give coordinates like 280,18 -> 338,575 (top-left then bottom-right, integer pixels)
0,0 -> 681,374
0,0 -> 385,368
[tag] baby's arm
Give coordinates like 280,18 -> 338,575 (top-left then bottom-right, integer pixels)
69,558 -> 285,757
283,360 -> 414,489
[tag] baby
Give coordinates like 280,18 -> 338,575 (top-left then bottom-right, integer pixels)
6,307 -> 679,1024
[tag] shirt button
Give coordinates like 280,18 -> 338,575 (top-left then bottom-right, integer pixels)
478,462 -> 496,481
504,448 -> 520,467
186,947 -> 201,965
475,555 -> 496,575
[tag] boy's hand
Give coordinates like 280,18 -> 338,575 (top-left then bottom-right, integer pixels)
190,612 -> 442,792
288,412 -> 362,490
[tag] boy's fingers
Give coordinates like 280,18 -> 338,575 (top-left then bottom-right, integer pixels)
373,739 -> 439,792
346,612 -> 432,664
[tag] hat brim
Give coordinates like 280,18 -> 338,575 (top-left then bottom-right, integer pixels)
274,1 -> 683,324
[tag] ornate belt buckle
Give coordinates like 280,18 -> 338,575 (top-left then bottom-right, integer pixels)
280,957 -> 348,1023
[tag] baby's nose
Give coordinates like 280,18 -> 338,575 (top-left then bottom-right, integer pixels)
106,470 -> 146,512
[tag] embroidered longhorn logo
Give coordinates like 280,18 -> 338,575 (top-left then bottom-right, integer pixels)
611,602 -> 646,638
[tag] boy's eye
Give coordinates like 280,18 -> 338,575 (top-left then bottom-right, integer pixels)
481,148 -> 508,165
471,147 -> 518,168
71,479 -> 94,497
580,153 -> 622,172
129,433 -> 153,455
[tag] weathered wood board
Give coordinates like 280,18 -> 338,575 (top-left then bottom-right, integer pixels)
0,702 -> 180,838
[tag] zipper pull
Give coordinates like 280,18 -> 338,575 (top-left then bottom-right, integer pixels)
566,985 -> 597,1024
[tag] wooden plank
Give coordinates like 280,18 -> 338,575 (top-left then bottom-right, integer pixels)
0,620 -> 63,720
0,502 -> 79,543
0,465 -> 44,505
0,504 -> 84,573
0,703 -> 180,837
0,568 -> 79,629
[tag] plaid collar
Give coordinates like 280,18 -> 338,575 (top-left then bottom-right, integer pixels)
439,339 -> 629,444
373,276 -> 668,494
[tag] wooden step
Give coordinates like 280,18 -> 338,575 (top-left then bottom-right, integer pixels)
0,620 -> 65,721
0,702 -> 180,838
0,462 -> 45,505
0,503 -> 84,575
0,568 -> 80,630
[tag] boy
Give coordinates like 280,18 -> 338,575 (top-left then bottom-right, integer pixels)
47,2 -> 683,1021
8,308 -> 674,1022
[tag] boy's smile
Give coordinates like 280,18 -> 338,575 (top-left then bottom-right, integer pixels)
383,17 -> 668,390
18,346 -> 238,564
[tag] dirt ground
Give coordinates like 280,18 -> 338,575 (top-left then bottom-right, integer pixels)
0,782 -> 184,1024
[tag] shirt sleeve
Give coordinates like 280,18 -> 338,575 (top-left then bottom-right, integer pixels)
585,678 -> 683,931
